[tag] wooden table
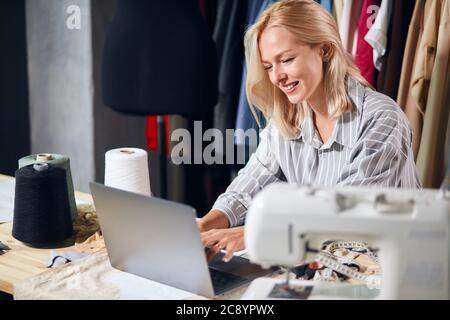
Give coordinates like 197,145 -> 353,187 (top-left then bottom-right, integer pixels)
0,174 -> 94,295
0,174 -> 273,299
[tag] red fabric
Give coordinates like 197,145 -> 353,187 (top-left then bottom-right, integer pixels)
164,115 -> 170,156
146,116 -> 158,151
355,0 -> 381,86
146,115 -> 170,156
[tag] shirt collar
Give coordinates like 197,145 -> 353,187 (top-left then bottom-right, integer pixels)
290,107 -> 313,143
333,77 -> 364,148
297,110 -> 318,146
290,77 -> 365,149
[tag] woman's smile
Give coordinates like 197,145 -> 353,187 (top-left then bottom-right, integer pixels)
281,81 -> 300,94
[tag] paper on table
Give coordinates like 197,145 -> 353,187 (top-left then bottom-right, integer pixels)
0,180 -> 15,222
104,270 -> 201,300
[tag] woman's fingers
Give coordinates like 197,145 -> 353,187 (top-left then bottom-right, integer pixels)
200,227 -> 245,263
222,242 -> 237,262
205,245 -> 221,262
200,229 -> 221,248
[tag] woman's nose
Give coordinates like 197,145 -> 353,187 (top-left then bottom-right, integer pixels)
273,67 -> 287,84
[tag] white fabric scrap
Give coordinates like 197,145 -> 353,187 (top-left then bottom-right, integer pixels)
365,0 -> 393,71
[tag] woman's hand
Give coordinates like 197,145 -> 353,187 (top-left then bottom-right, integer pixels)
197,209 -> 230,233
200,226 -> 245,263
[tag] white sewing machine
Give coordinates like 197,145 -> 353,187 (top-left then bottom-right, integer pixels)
242,182 -> 450,299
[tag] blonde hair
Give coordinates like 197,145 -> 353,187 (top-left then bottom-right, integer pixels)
244,0 -> 370,138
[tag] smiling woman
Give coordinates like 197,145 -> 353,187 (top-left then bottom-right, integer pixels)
198,0 -> 421,262
245,0 -> 369,139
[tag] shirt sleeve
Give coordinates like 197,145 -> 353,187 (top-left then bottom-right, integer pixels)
336,107 -> 421,188
212,123 -> 285,227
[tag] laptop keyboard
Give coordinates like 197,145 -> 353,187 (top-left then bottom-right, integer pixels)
209,268 -> 249,295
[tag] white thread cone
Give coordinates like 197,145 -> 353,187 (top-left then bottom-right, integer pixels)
104,148 -> 151,196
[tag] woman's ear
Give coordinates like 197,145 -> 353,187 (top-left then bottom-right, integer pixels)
320,43 -> 334,62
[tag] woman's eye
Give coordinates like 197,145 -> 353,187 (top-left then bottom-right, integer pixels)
281,58 -> 293,64
264,65 -> 272,71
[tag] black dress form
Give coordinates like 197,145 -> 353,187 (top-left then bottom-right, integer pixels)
102,0 -> 218,116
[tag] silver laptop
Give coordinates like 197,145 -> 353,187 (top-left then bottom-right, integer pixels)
90,182 -> 277,298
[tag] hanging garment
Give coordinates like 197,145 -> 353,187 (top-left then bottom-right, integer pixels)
234,0 -> 273,152
409,0 -> 441,112
146,116 -> 158,151
377,0 -> 416,100
397,0 -> 427,109
210,0 -> 248,208
332,0 -> 345,25
397,0 -> 425,158
416,0 -> 450,188
365,0 -> 393,71
213,0 -> 247,157
146,116 -> 170,154
339,0 -> 363,57
355,0 -> 382,86
401,0 -> 441,158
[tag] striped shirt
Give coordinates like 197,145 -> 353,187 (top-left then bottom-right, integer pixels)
213,78 -> 422,227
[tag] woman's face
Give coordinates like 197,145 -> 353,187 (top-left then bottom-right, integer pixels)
259,26 -> 324,105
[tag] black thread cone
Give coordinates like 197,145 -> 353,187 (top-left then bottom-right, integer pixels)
12,164 -> 73,247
